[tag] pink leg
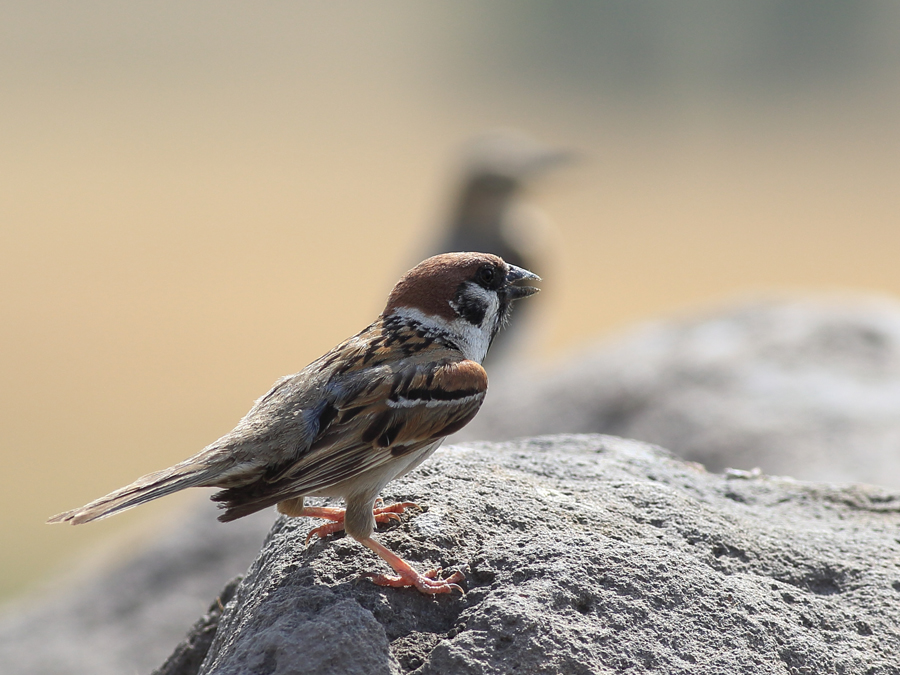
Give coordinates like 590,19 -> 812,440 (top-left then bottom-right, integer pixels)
295,506 -> 347,544
360,537 -> 465,595
302,502 -> 420,544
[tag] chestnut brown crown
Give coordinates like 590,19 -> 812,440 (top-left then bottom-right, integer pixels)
383,252 -> 539,323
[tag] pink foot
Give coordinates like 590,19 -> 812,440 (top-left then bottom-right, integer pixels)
306,519 -> 346,544
304,502 -> 420,544
359,536 -> 465,596
365,568 -> 465,595
374,501 -> 419,519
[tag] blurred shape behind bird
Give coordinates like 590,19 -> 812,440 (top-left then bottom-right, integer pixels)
430,129 -> 573,363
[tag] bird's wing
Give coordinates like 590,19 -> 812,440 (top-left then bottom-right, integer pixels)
211,354 -> 487,520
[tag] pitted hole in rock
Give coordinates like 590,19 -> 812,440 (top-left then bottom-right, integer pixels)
494,633 -> 515,651
575,596 -> 593,615
391,632 -> 442,673
775,565 -> 855,596
711,543 -> 750,562
804,574 -> 842,596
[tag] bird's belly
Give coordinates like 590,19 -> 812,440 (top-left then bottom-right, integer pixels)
392,439 -> 445,480
307,439 -> 445,501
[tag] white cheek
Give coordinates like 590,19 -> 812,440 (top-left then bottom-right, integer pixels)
449,287 -> 499,363
448,317 -> 493,363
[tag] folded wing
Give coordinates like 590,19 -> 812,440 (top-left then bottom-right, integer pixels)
212,356 -> 487,520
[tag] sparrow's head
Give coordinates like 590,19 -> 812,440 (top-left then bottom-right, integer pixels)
384,252 -> 540,363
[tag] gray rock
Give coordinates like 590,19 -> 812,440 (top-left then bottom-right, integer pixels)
6,295 -> 900,674
152,576 -> 242,675
462,296 -> 900,488
0,505 -> 271,675
192,435 -> 900,674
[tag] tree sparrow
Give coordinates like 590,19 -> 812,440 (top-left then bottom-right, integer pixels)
49,252 -> 540,594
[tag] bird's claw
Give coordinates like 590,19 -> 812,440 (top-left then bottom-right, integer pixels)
375,501 -> 420,515
305,520 -> 345,545
373,501 -> 419,528
364,568 -> 465,595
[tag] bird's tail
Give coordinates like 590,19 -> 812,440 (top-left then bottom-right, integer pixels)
47,458 -> 217,525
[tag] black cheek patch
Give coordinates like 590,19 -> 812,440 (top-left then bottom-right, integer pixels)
453,283 -> 488,326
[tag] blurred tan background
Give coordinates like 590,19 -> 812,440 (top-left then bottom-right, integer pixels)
3,2 -> 900,602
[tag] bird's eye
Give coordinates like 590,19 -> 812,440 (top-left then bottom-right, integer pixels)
477,266 -> 496,286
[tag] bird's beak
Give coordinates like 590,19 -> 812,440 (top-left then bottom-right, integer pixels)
504,264 -> 541,301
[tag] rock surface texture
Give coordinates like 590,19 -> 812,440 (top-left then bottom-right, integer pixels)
5,295 -> 900,674
183,435 -> 898,674
0,506 -> 271,675
461,296 -> 900,489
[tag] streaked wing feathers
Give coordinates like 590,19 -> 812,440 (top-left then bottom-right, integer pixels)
211,353 -> 486,520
